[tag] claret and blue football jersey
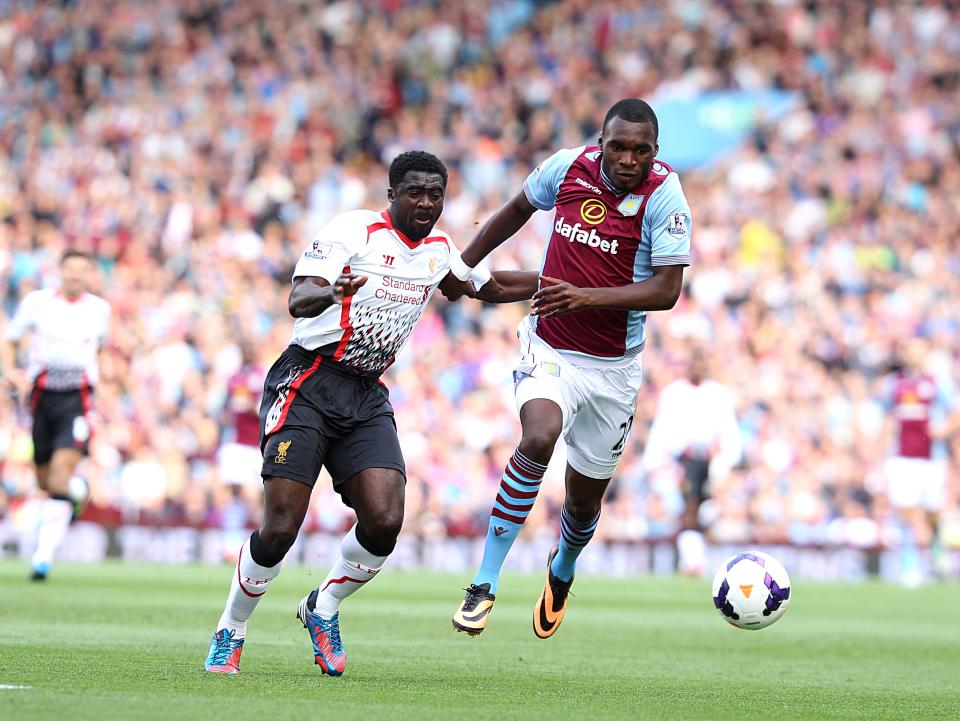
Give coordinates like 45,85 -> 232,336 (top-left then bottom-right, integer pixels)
523,145 -> 692,359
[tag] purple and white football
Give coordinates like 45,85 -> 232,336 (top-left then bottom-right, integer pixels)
712,551 -> 792,630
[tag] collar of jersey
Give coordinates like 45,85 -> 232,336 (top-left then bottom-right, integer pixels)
380,210 -> 423,249
597,163 -> 629,197
55,289 -> 85,304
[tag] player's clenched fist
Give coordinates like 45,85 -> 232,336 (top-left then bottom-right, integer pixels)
438,271 -> 477,301
332,273 -> 368,303
531,275 -> 592,318
0,368 -> 31,401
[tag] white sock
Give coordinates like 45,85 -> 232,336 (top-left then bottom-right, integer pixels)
677,529 -> 707,575
30,498 -> 73,567
216,534 -> 282,637
311,524 -> 387,618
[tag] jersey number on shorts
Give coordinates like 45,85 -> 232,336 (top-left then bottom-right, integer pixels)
611,415 -> 634,458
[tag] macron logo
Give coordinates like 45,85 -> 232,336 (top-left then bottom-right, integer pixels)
554,216 -> 619,255
574,177 -> 603,195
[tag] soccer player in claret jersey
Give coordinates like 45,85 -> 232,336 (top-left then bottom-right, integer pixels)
449,98 -> 693,638
883,338 -> 957,585
1,249 -> 110,581
204,151 -> 537,676
215,344 -> 266,554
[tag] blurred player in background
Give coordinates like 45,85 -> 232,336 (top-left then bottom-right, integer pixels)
642,349 -> 741,575
204,151 -> 537,676
450,98 -> 692,638
216,343 -> 266,555
0,249 -> 110,580
883,338 -> 957,585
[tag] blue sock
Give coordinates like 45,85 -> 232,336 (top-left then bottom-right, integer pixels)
472,449 -> 547,594
899,522 -> 922,582
551,506 -> 600,582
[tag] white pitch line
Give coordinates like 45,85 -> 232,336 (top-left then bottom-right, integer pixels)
0,685 -> 31,690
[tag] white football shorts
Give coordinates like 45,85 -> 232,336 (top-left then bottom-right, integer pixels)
885,456 -> 947,511
513,316 -> 643,480
217,442 -> 264,487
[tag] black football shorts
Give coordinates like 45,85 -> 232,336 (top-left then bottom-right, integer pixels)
680,454 -> 711,504
258,344 -> 405,490
29,386 -> 93,465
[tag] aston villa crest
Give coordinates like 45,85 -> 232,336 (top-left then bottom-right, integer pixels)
617,194 -> 644,216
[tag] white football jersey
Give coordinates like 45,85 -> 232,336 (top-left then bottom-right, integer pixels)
291,209 -> 460,374
6,289 -> 111,389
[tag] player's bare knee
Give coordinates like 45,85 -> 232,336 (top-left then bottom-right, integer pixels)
47,470 -> 72,493
259,517 -> 300,558
47,451 -> 80,491
519,425 -> 561,464
259,530 -> 295,560
358,510 -> 402,555
564,498 -> 602,522
35,465 -> 50,491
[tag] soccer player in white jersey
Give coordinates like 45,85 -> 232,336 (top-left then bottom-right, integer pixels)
450,98 -> 693,638
1,249 -> 110,580
642,349 -> 742,575
204,151 -> 537,676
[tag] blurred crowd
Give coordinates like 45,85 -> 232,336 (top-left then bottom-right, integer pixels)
1,0 -> 959,554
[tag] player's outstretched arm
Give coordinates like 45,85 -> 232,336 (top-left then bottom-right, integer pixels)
532,265 -> 684,319
474,270 -> 540,304
459,191 -> 538,268
0,338 -> 16,384
0,336 -> 30,398
288,274 -> 367,318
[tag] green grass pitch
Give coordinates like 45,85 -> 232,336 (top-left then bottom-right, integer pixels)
1,559 -> 958,721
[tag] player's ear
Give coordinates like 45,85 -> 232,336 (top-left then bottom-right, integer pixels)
653,142 -> 660,157
387,186 -> 395,202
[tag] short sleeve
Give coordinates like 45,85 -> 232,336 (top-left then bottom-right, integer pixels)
645,173 -> 692,267
522,146 -> 585,211
6,291 -> 39,340
936,379 -> 957,413
293,212 -> 367,283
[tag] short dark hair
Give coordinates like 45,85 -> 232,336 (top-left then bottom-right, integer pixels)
389,150 -> 448,189
602,98 -> 659,138
60,248 -> 91,265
